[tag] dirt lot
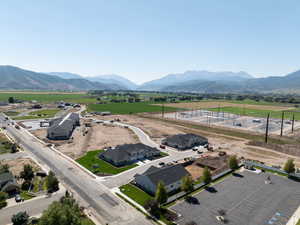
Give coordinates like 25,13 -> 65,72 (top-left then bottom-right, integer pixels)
32,122 -> 139,159
95,114 -> 184,142
158,101 -> 295,111
185,164 -> 204,180
1,158 -> 41,177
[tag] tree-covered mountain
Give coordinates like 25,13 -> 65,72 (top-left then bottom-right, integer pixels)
0,66 -> 123,91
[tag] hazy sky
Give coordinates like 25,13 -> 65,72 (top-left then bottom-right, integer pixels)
0,0 -> 300,84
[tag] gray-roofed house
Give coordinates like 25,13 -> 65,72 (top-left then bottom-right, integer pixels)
47,113 -> 80,140
162,133 -> 208,150
100,143 -> 161,166
134,164 -> 190,195
0,172 -> 19,194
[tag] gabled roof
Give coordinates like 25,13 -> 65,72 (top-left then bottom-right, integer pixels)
0,172 -> 15,187
162,133 -> 208,148
140,164 -> 189,186
100,143 -> 160,162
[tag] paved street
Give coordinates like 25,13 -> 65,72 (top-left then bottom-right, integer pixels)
0,192 -> 64,225
0,113 -> 154,225
0,151 -> 27,160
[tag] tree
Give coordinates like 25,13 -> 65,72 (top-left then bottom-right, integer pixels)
228,155 -> 239,170
46,171 -> 59,193
284,159 -> 296,174
144,199 -> 159,217
203,167 -> 212,184
11,211 -> 29,225
181,175 -> 194,194
38,196 -> 82,225
155,182 -> 168,207
0,191 -> 8,209
20,165 -> 34,182
8,97 -> 15,104
11,143 -> 18,153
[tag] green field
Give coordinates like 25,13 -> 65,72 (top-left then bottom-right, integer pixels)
14,109 -> 60,120
209,106 -> 300,120
87,102 -> 178,114
120,183 -> 153,206
3,111 -> 20,116
0,92 -> 96,104
76,150 -> 138,175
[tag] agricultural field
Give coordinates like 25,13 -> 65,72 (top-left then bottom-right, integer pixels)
87,102 -> 178,114
160,101 -> 296,111
76,150 -> 138,175
209,106 -> 300,120
0,92 -> 96,103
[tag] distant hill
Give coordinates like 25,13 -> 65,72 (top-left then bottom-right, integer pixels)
86,74 -> 138,90
47,72 -> 82,79
0,66 -> 123,91
161,70 -> 300,94
139,70 -> 253,91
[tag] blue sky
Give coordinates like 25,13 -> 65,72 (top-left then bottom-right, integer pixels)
0,0 -> 300,84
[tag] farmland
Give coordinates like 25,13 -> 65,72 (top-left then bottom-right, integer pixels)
87,102 -> 178,114
0,92 -> 95,103
209,106 -> 300,120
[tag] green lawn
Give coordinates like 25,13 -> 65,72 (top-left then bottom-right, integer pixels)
3,111 -> 20,116
297,219 -> 300,225
76,150 -> 138,175
20,191 -> 35,200
209,106 -> 300,120
80,217 -> 95,225
87,102 -> 178,115
120,183 -> 153,206
0,133 -> 13,154
14,109 -> 60,120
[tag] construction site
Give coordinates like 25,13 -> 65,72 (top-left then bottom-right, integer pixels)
164,109 -> 300,135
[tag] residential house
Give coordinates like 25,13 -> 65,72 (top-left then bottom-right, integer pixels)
134,164 -> 190,195
0,172 -> 19,194
162,133 -> 208,150
47,113 -> 80,140
100,143 -> 161,166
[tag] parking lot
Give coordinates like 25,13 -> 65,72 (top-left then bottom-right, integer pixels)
171,170 -> 300,225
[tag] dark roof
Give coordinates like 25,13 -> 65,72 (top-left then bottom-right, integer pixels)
162,133 -> 208,149
141,164 -> 189,186
101,143 -> 160,162
0,172 -> 14,183
48,113 -> 79,133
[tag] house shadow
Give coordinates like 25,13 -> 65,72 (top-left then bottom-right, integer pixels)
232,173 -> 244,178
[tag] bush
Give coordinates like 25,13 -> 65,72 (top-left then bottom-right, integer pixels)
0,201 -> 7,209
21,181 -> 32,191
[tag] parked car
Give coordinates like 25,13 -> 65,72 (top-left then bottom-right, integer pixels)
160,145 -> 166,149
192,147 -> 198,151
15,194 -> 22,202
15,125 -> 20,129
158,162 -> 165,166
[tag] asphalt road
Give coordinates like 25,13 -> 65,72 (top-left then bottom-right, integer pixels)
0,192 -> 64,225
0,114 -> 154,225
0,151 -> 28,160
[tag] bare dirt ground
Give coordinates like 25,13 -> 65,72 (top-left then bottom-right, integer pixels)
32,122 -> 139,159
95,114 -> 184,143
158,101 -> 295,111
1,158 -> 41,176
185,165 -> 204,180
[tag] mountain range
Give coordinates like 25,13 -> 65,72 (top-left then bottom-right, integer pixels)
1,65 -> 300,94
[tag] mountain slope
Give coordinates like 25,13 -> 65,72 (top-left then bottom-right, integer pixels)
139,70 -> 253,91
87,75 -> 138,90
0,66 -> 121,91
47,72 -> 82,79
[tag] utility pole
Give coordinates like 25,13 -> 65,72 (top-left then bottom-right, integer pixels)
265,113 -> 270,143
161,103 -> 165,118
292,114 -> 295,133
280,111 -> 285,137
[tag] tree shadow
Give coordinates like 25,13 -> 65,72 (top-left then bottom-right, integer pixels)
205,186 -> 218,193
232,173 -> 244,178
